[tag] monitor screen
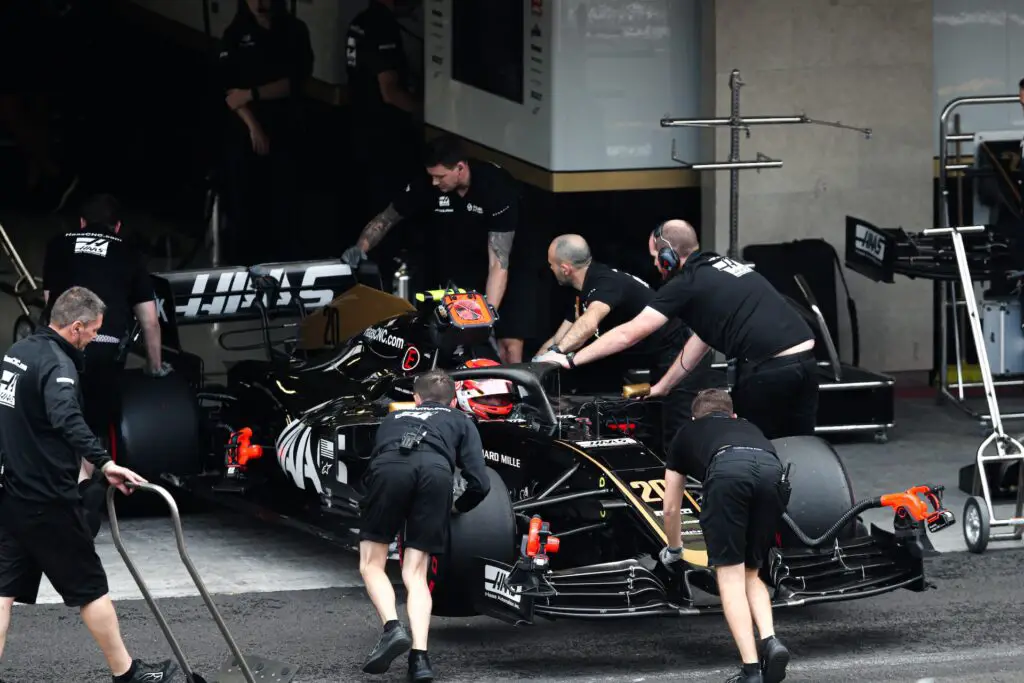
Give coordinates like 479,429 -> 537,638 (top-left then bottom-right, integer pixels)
451,0 -> 525,105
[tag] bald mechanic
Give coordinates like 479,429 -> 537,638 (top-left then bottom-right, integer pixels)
546,220 -> 818,440
535,234 -> 714,446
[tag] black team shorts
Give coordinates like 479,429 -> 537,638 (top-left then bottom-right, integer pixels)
0,494 -> 109,607
700,447 -> 786,569
359,451 -> 454,555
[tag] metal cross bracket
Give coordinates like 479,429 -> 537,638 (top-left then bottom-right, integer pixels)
660,69 -> 873,258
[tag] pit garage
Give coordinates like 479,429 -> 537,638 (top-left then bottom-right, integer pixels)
2,1 -> 1024,681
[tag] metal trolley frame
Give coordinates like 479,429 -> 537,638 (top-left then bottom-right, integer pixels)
0,220 -> 45,342
106,483 -> 300,682
934,94 -> 1024,553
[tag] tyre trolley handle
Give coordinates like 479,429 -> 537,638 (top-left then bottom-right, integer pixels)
106,483 -> 300,683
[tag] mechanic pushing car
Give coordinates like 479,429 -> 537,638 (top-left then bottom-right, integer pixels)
357,369 -> 491,681
41,193 -> 171,537
0,286 -> 177,683
534,234 -> 716,445
341,134 -> 533,364
546,219 -> 818,440
660,388 -> 790,683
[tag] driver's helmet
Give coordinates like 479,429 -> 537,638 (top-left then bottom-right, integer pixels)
455,358 -> 515,420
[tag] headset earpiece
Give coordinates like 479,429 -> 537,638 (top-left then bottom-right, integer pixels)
653,222 -> 680,272
657,246 -> 679,271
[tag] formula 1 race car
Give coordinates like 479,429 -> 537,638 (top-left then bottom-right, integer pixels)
110,258 -> 666,484
111,260 -> 955,623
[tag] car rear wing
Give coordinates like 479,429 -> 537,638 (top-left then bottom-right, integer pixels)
150,259 -> 382,346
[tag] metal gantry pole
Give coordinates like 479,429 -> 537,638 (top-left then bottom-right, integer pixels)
660,68 -> 872,259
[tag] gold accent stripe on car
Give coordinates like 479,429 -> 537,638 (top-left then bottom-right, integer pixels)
556,441 -> 709,567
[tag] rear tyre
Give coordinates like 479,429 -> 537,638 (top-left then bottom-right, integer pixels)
115,369 -> 203,481
106,369 -> 204,518
12,314 -> 34,343
772,435 -> 859,547
399,467 -> 515,618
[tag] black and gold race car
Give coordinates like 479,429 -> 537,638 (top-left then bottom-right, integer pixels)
110,259 -> 955,624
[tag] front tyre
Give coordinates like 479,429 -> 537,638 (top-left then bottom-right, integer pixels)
772,435 -> 859,547
399,467 -> 516,617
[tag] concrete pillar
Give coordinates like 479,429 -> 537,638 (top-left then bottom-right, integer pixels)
701,0 -> 935,373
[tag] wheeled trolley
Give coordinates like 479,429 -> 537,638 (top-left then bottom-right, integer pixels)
106,483 -> 301,682
933,92 -> 1024,553
0,221 -> 44,342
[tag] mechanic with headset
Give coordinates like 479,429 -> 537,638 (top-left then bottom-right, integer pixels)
357,368 -> 490,681
534,234 -> 716,446
545,219 -> 818,440
659,388 -> 791,683
340,133 -> 534,364
41,194 -> 171,536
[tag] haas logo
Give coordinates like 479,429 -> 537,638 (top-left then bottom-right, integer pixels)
855,224 -> 886,263
0,370 -> 18,408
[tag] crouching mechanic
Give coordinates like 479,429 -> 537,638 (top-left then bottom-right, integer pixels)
358,369 -> 491,681
660,389 -> 790,683
0,286 -> 176,682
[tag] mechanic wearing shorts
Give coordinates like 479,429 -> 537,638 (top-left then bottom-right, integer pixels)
547,219 -> 819,440
358,369 -> 491,681
534,234 -> 716,449
0,287 -> 175,682
660,389 -> 790,683
341,133 -> 534,363
42,194 -> 171,537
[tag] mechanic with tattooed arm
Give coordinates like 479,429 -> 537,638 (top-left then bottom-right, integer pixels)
534,234 -> 715,446
545,220 -> 818,440
341,134 -> 530,363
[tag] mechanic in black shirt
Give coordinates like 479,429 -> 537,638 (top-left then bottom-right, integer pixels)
217,0 -> 314,264
42,194 -> 170,536
357,369 -> 490,681
547,219 -> 818,439
342,134 -> 532,363
660,389 -> 790,683
534,234 -> 716,446
344,0 -> 421,239
0,286 -> 175,683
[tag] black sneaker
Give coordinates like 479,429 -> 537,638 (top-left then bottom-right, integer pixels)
725,670 -> 761,683
408,650 -> 434,682
116,658 -> 178,682
362,623 -> 412,674
760,636 -> 790,683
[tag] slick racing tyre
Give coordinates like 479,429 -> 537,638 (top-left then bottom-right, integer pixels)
12,314 -> 34,343
398,467 -> 516,617
772,435 -> 863,547
116,368 -> 203,481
